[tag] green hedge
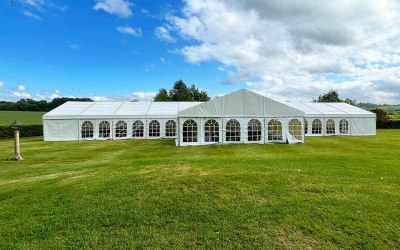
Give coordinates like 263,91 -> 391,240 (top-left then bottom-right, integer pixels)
0,125 -> 43,138
378,120 -> 400,129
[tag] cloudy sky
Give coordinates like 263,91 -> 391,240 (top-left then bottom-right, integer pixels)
0,0 -> 399,103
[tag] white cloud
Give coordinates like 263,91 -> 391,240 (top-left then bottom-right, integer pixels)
23,0 -> 44,10
22,11 -> 41,20
93,0 -> 133,18
166,0 -> 400,103
130,91 -> 156,101
11,91 -> 32,99
116,26 -> 142,37
50,90 -> 61,100
17,85 -> 26,91
89,92 -> 156,102
0,81 -> 4,89
155,26 -> 176,42
67,42 -> 80,49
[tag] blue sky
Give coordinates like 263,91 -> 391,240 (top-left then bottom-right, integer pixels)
1,0 -> 399,103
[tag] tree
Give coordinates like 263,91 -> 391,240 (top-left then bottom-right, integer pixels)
153,88 -> 171,101
169,80 -> 191,101
315,89 -> 357,106
188,84 -> 211,102
343,98 -> 356,106
153,80 -> 211,102
317,89 -> 341,102
371,108 -> 389,128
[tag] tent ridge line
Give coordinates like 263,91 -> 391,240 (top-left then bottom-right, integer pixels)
77,102 -> 97,119
324,103 -> 352,116
300,102 -> 325,115
112,102 -> 127,121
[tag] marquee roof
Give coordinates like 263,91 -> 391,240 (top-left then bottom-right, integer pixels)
43,89 -> 374,120
43,101 -> 202,120
178,89 -> 305,117
284,102 -> 376,118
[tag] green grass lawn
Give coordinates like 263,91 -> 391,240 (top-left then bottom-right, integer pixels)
0,130 -> 399,249
0,111 -> 45,125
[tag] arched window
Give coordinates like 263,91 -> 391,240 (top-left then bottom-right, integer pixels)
204,119 -> 219,142
165,120 -> 176,137
226,119 -> 241,142
304,119 -> 308,134
247,119 -> 262,141
312,119 -> 322,134
81,121 -> 93,138
115,121 -> 127,137
99,121 -> 110,138
289,119 -> 302,140
267,119 -> 282,141
148,120 -> 160,137
339,119 -> 349,134
326,119 -> 335,134
132,120 -> 144,137
183,119 -> 197,142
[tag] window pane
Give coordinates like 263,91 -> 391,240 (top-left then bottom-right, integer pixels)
165,120 -> 176,137
81,121 -> 94,138
204,119 -> 219,142
226,119 -> 241,142
115,121 -> 127,137
312,119 -> 322,134
99,121 -> 110,138
132,120 -> 144,137
339,119 -> 349,134
267,119 -> 282,141
326,119 -> 335,134
183,119 -> 198,142
247,119 -> 261,141
289,119 -> 302,140
148,120 -> 160,137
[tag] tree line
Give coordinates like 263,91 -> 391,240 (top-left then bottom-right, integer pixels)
0,97 -> 93,112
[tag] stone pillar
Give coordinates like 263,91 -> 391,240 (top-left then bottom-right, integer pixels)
12,130 -> 23,161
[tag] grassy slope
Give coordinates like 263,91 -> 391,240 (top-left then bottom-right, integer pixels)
0,131 -> 399,249
0,111 -> 45,125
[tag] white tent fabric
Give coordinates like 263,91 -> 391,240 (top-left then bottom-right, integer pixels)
284,101 -> 376,136
179,89 -> 304,117
43,89 -> 376,143
43,101 -> 201,141
177,90 -> 305,146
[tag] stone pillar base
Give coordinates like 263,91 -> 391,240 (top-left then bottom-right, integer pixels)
10,155 -> 23,161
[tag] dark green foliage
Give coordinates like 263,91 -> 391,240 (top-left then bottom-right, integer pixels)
315,89 -> 356,105
0,98 -> 93,112
153,88 -> 172,101
376,120 -> 400,129
154,80 -> 211,102
372,108 -> 390,128
169,80 -> 192,101
316,89 -> 341,102
0,125 -> 43,138
343,98 -> 356,106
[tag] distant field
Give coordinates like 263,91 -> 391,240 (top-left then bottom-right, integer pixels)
0,130 -> 399,248
389,114 -> 400,120
0,111 -> 44,125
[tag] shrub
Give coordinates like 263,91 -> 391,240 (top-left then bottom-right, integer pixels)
379,120 -> 400,129
0,125 -> 43,138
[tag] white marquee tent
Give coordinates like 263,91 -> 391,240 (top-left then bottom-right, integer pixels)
43,89 -> 376,145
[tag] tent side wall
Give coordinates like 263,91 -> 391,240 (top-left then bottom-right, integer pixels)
43,119 -> 79,141
351,117 -> 376,135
